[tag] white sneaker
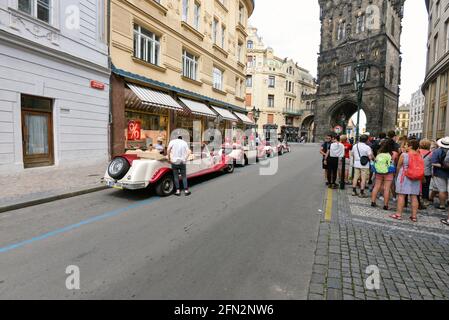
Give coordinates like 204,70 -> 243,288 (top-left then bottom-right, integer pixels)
379,196 -> 384,201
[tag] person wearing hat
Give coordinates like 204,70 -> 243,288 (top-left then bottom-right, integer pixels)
154,137 -> 165,155
430,137 -> 449,210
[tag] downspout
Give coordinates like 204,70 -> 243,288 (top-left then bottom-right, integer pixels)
107,0 -> 112,161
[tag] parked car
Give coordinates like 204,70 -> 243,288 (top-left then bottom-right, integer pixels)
278,139 -> 291,155
103,144 -> 234,197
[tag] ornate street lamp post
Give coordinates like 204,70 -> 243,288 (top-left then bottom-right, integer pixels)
251,106 -> 261,145
353,59 -> 370,143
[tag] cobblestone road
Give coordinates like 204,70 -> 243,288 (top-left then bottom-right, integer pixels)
308,187 -> 449,300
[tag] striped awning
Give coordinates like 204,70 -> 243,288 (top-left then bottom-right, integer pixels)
179,98 -> 217,118
211,106 -> 238,122
127,83 -> 183,111
234,112 -> 254,125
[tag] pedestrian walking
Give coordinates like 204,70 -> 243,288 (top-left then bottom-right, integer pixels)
324,134 -> 344,189
351,135 -> 374,198
371,140 -> 397,210
340,135 -> 352,184
320,134 -> 332,185
419,139 -> 433,206
167,136 -> 192,196
390,140 -> 425,222
430,137 -> 449,209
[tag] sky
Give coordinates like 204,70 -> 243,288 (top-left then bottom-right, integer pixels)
248,0 -> 429,105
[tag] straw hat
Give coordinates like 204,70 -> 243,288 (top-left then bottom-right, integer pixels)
437,137 -> 449,149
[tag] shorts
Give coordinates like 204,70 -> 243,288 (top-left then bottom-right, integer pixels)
375,173 -> 394,183
353,168 -> 370,181
431,176 -> 449,193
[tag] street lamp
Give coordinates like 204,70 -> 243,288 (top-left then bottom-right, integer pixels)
353,59 -> 370,143
251,106 -> 261,146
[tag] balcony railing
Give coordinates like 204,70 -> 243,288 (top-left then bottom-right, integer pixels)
283,108 -> 303,116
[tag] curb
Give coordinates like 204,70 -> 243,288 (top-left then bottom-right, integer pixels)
0,185 -> 108,214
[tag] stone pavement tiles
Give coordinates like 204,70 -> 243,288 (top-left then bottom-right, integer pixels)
0,161 -> 108,207
308,187 -> 449,300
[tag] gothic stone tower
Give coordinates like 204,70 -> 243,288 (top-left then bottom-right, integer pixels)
315,0 -> 405,139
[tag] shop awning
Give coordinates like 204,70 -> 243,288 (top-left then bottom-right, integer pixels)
127,83 -> 183,111
234,112 -> 254,125
179,98 -> 217,118
211,106 -> 238,122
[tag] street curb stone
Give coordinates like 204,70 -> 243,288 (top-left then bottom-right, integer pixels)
0,186 -> 107,213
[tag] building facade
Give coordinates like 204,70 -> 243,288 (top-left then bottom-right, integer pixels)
409,88 -> 425,139
245,27 -> 317,142
0,0 -> 110,173
109,0 -> 254,156
315,0 -> 405,140
397,104 -> 410,137
422,0 -> 449,139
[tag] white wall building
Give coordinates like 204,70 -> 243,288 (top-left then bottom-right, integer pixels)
0,0 -> 110,173
409,87 -> 425,139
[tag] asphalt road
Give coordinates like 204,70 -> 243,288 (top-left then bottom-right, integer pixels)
0,144 -> 324,300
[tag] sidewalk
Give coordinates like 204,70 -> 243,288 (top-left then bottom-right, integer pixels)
308,186 -> 449,300
0,161 -> 108,212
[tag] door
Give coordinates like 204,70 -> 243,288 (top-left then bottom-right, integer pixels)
21,96 -> 54,168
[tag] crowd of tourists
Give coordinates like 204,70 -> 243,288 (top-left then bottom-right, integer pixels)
320,131 -> 449,227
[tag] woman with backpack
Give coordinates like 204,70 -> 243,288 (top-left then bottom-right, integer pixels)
371,140 -> 397,210
390,140 -> 425,223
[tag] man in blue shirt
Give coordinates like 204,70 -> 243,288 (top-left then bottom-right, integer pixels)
431,138 -> 449,210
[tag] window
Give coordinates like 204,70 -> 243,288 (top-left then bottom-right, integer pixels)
337,22 -> 346,40
182,0 -> 189,22
18,0 -> 51,24
445,20 -> 449,52
221,25 -> 226,48
268,95 -> 275,108
434,33 -> 439,63
342,66 -> 352,84
213,67 -> 223,90
133,25 -> 160,65
247,56 -> 255,68
246,75 -> 252,87
182,50 -> 198,80
247,40 -> 253,49
436,1 -> 441,19
269,76 -> 275,88
237,42 -> 243,62
267,114 -> 274,124
389,66 -> 394,85
239,3 -> 245,25
213,19 -> 219,44
356,15 -> 365,34
193,2 -> 200,30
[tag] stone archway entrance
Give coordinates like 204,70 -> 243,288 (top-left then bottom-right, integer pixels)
301,115 -> 315,142
328,99 -> 360,134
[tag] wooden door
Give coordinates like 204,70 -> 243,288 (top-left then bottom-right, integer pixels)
22,110 -> 54,168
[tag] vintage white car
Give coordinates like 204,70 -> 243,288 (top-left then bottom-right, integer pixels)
103,144 -> 234,197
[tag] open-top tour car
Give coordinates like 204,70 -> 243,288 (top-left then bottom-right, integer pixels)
103,144 -> 234,197
219,143 -> 246,166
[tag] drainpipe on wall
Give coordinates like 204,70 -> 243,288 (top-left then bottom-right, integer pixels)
107,0 -> 112,161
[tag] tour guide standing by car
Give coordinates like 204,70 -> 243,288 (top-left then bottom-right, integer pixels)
168,136 -> 192,196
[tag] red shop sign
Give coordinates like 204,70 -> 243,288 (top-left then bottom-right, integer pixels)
127,120 -> 141,141
90,80 -> 105,90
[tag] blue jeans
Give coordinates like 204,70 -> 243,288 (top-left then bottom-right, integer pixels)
172,163 -> 188,190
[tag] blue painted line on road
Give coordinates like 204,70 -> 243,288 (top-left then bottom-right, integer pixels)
0,197 -> 160,254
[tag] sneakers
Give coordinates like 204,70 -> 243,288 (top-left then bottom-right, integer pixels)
352,191 -> 359,197
184,190 -> 191,196
359,193 -> 368,199
175,190 -> 181,196
371,202 -> 377,208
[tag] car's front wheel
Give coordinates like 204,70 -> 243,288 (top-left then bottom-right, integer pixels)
155,174 -> 175,197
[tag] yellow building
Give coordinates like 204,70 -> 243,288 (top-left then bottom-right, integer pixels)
396,104 -> 410,137
245,27 -> 317,142
109,0 -> 254,156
